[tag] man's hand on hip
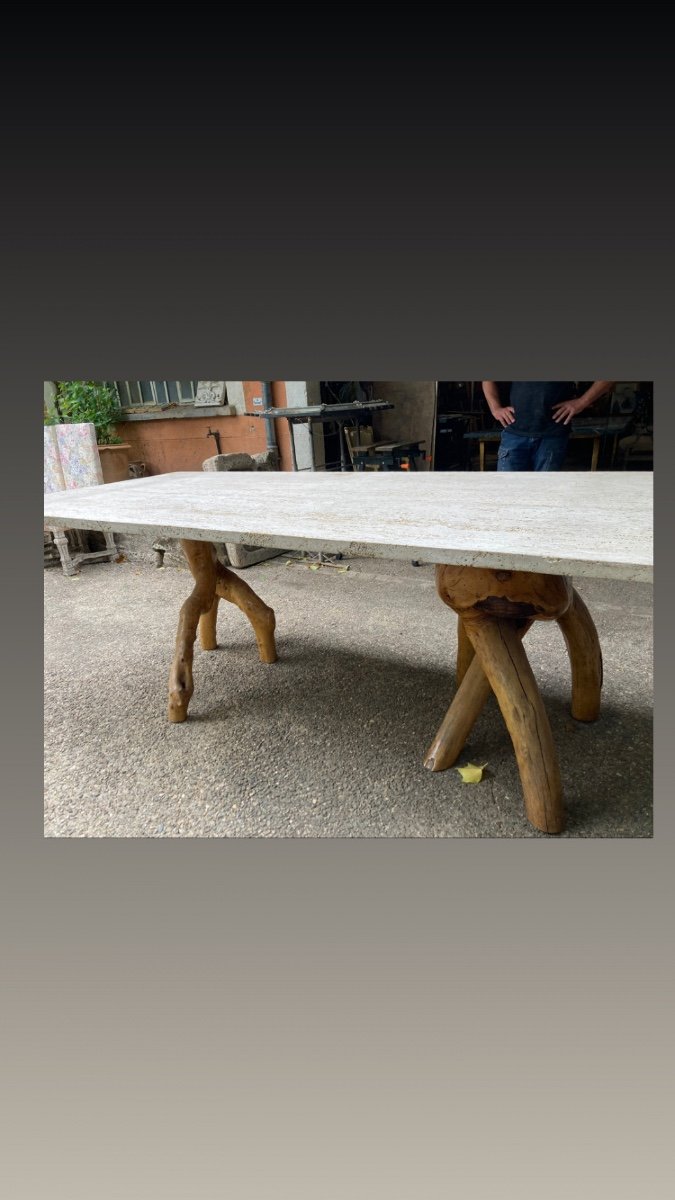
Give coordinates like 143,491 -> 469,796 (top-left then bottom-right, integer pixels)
552,399 -> 582,425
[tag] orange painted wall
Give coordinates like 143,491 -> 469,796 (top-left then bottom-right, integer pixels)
112,381 -> 294,475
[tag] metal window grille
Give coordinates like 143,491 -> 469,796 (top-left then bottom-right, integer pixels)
110,381 -> 200,409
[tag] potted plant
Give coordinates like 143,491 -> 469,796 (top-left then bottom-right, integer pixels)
55,381 -> 132,483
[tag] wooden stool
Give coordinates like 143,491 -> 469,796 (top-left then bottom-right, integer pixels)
425,565 -> 603,834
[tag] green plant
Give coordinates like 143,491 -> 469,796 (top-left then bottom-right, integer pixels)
55,381 -> 123,444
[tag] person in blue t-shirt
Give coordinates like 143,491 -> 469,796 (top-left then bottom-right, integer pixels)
481,381 -> 615,470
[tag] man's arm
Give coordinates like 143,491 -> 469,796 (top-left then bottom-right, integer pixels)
552,381 -> 616,425
482,381 -> 515,428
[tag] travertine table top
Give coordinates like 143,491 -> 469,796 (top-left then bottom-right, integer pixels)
44,470 -> 653,582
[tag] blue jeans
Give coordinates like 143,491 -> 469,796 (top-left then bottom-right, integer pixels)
497,428 -> 569,471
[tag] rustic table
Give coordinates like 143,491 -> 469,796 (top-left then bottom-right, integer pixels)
44,472 -> 652,834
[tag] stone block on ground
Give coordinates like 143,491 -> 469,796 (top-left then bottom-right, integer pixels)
202,453 -> 256,472
252,449 -> 279,471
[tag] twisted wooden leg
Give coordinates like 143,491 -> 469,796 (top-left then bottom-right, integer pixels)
465,618 -> 564,834
168,541 -> 217,722
168,541 -> 278,723
214,560 -> 277,664
556,587 -> 603,721
426,620 -> 533,773
425,654 -> 492,772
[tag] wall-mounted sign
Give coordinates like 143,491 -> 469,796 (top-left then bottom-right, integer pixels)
194,381 -> 227,407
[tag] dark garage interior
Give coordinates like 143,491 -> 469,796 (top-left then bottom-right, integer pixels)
314,381 -> 653,472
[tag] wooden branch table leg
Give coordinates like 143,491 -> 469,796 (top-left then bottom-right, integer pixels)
428,564 -> 598,835
465,616 -> 564,834
168,540 -> 277,724
168,541 -> 217,723
425,619 -> 533,774
456,617 -> 475,686
557,587 -> 602,721
424,653 -> 493,773
213,558 -> 277,664
198,595 -> 220,652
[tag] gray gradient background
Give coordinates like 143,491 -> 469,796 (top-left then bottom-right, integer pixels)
4,62 -> 672,1196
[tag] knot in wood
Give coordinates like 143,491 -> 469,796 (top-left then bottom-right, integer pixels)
435,564 -> 572,623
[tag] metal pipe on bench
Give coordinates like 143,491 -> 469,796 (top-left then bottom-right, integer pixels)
261,382 -> 279,462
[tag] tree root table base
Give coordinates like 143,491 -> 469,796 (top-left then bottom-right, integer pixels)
168,541 -> 602,835
425,564 -> 603,834
167,540 -> 278,724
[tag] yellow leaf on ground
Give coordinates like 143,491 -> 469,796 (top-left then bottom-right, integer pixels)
456,762 -> 488,783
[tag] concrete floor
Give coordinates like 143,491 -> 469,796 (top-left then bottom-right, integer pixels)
44,553 -> 653,838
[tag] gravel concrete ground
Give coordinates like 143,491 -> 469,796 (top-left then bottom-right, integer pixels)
44,552 -> 653,838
